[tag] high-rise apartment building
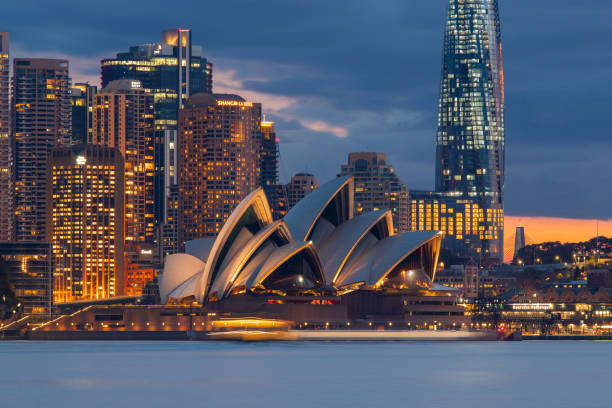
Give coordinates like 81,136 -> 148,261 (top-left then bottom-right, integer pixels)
0,242 -> 53,314
339,153 -> 408,233
13,58 -> 71,242
47,144 -> 125,303
0,32 -> 12,241
435,0 -> 505,261
70,83 -> 97,144
92,80 -> 155,245
178,93 -> 261,248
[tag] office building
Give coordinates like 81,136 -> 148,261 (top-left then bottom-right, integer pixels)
47,144 -> 125,303
259,117 -> 279,189
124,246 -> 157,296
339,153 -> 408,233
177,93 -> 261,248
92,79 -> 155,245
435,0 -> 505,261
0,242 -> 52,314
285,173 -> 319,209
0,32 -> 12,241
267,173 -> 319,220
408,190 -> 502,264
13,58 -> 71,242
70,83 -> 97,144
100,29 -> 213,236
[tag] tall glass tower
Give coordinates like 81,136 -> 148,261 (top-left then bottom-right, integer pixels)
435,0 -> 505,261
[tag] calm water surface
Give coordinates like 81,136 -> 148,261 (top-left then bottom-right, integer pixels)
0,340 -> 609,407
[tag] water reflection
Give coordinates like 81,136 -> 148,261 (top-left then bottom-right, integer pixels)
0,341 -> 608,408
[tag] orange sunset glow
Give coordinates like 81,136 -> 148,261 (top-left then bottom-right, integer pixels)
503,216 -> 612,262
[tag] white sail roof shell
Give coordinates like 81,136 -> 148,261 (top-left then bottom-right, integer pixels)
159,253 -> 206,304
200,188 -> 273,301
283,176 -> 353,242
208,220 -> 293,301
317,209 -> 393,285
336,231 -> 442,287
246,241 -> 324,291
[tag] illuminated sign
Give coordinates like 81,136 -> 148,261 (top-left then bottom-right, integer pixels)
140,249 -> 153,255
511,303 -> 552,311
76,155 -> 86,165
217,100 -> 253,107
131,81 -> 141,88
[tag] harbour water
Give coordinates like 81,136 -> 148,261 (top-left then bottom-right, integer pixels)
0,340 -> 608,408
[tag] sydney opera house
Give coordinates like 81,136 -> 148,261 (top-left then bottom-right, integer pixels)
160,176 -> 467,327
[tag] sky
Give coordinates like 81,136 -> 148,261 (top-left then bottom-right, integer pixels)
4,0 -> 612,246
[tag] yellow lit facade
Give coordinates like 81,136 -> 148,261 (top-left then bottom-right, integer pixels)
178,94 -> 261,248
47,145 -> 125,303
409,190 -> 503,262
92,81 -> 155,245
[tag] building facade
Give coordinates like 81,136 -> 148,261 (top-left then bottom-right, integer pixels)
285,173 -> 319,209
267,173 -> 319,220
0,32 -> 12,241
47,144 -> 125,303
259,118 -> 279,191
177,94 -> 261,248
92,80 -> 155,245
70,83 -> 97,144
435,0 -> 505,261
100,29 -> 213,238
13,58 -> 71,242
339,153 -> 408,233
0,242 -> 53,314
409,190 -> 502,264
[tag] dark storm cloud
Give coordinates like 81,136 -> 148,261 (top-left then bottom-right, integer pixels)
4,0 -> 612,218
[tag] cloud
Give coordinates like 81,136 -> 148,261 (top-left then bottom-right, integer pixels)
213,62 -> 350,139
3,0 -> 612,219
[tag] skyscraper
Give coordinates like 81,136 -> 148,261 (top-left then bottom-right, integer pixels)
259,117 -> 279,190
435,0 -> 505,261
92,79 -> 155,245
101,29 -> 213,252
177,93 -> 261,248
514,226 -> 525,259
47,144 -> 125,303
70,82 -> 97,144
339,153 -> 409,233
13,58 -> 71,241
0,32 -> 12,241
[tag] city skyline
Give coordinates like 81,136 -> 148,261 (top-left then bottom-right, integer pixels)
2,3 -> 612,406
2,1 -> 610,225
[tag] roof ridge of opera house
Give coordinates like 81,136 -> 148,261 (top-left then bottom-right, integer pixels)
161,175 -> 445,308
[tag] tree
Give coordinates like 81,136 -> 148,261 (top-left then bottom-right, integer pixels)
0,259 -> 18,319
